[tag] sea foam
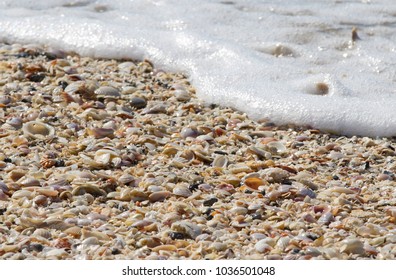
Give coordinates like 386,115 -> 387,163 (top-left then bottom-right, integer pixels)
1,0 -> 396,136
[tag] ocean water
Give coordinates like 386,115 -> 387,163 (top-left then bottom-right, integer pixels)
1,0 -> 396,137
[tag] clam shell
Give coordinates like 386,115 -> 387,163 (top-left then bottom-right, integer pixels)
94,86 -> 120,100
248,146 -> 272,159
12,189 -> 33,199
173,186 -> 192,197
86,127 -> 114,139
64,226 -> 82,238
141,103 -> 167,114
244,177 -> 265,190
71,184 -> 106,197
22,121 -> 55,140
149,191 -> 171,202
266,141 -> 287,154
64,81 -> 98,100
152,244 -> 178,252
94,149 -> 119,165
228,163 -> 252,174
181,127 -> 199,139
118,174 -> 135,185
174,89 -> 191,102
129,96 -> 147,109
340,238 -> 365,255
255,240 -> 272,253
81,228 -> 110,241
32,228 -> 52,239
212,155 -> 228,168
19,177 -> 41,187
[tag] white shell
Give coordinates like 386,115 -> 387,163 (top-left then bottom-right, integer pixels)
22,121 -> 55,140
212,155 -> 228,168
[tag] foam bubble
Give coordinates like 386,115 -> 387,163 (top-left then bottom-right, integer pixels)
1,0 -> 396,136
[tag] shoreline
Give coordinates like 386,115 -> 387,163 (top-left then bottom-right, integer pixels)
0,43 -> 395,260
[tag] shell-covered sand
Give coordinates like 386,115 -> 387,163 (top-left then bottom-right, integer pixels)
0,43 -> 396,260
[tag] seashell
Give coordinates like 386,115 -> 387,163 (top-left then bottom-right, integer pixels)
86,127 -> 114,139
129,96 -> 147,109
356,225 -> 380,238
20,213 -> 45,228
0,181 -> 8,193
81,108 -> 110,120
118,174 -> 135,185
266,43 -> 296,57
261,168 -> 290,183
179,150 -> 195,162
45,218 -> 72,230
81,236 -> 100,246
35,188 -> 58,197
377,173 -> 391,181
228,163 -> 252,174
173,186 -> 192,197
32,228 -> 52,239
32,194 -> 47,206
131,219 -> 153,229
43,248 -> 69,259
255,239 -> 272,253
18,177 -> 40,187
64,81 -> 98,100
12,189 -> 33,199
81,228 -> 110,241
212,155 -> 228,168
141,103 -> 167,114
171,221 -> 202,239
118,62 -> 136,73
196,134 -> 214,142
208,242 -> 227,252
266,141 -> 287,154
244,177 -> 265,190
328,151 -> 344,160
71,184 -> 106,197
192,148 -> 212,163
40,157 -> 56,168
94,86 -> 120,101
296,135 -> 309,142
162,144 -> 179,156
152,244 -> 178,252
386,208 -> 396,218
180,127 -> 199,139
64,226 -> 82,238
248,146 -> 272,159
174,89 -> 191,102
305,247 -> 321,257
12,136 -> 28,147
340,238 -> 365,255
149,191 -> 171,202
0,190 -> 8,201
318,212 -> 333,225
6,117 -> 22,129
94,149 -> 119,165
128,189 -> 148,202
230,206 -> 248,215
297,187 -> 316,198
326,187 -> 355,195
22,121 -> 55,140
0,95 -> 12,106
276,236 -> 291,251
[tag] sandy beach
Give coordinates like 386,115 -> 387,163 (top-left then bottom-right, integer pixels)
0,43 -> 395,260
